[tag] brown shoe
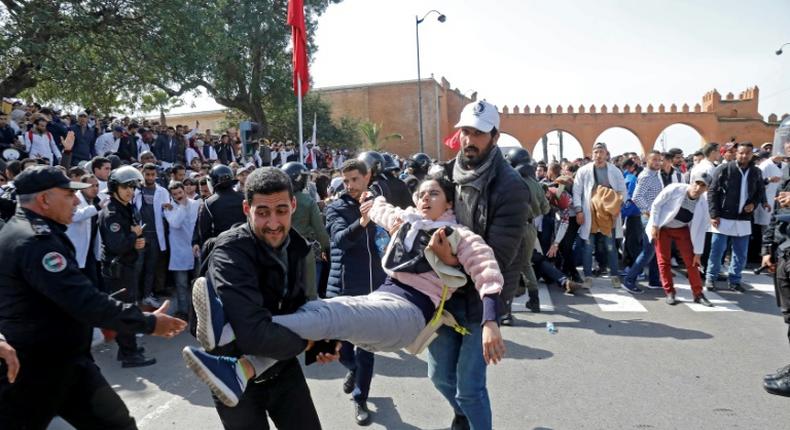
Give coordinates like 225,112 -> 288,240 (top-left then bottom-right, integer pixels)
564,279 -> 582,295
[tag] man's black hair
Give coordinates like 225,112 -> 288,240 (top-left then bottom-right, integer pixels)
168,181 -> 184,191
143,163 -> 158,172
490,126 -> 499,138
341,159 -> 368,176
91,156 -> 110,172
702,143 -> 719,157
245,166 -> 293,203
739,141 -> 754,149
422,173 -> 455,204
5,160 -> 21,176
662,152 -> 673,160
171,164 -> 186,173
622,158 -> 635,170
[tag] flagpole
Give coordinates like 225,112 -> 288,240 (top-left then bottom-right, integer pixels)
297,74 -> 304,164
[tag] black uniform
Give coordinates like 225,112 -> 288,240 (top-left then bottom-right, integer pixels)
194,186 -> 245,250
206,223 -> 321,429
381,172 -> 414,209
0,183 -> 15,222
0,207 -> 156,429
762,170 -> 790,337
99,197 -> 145,360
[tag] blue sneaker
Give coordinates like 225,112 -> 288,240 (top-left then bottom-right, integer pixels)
182,346 -> 246,407
193,276 -> 232,351
622,280 -> 644,295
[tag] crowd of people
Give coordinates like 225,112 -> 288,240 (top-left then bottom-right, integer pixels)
1,97 -> 789,430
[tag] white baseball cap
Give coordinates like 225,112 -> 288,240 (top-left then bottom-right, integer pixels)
455,100 -> 500,133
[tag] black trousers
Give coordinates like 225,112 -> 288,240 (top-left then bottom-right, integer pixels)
775,253 -> 790,345
104,267 -> 140,358
0,354 -> 136,430
623,215 -> 643,268
214,358 -> 321,430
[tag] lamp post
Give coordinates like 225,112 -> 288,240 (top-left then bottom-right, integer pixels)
416,10 -> 445,154
777,43 -> 790,55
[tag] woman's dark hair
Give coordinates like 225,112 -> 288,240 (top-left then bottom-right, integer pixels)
245,166 -> 293,203
422,173 -> 455,204
314,174 -> 331,200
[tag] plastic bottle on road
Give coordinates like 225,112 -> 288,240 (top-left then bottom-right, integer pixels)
546,322 -> 557,334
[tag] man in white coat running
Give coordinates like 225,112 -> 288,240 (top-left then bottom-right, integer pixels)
572,142 -> 627,288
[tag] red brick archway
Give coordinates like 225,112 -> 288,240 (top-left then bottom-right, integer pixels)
498,87 -> 785,156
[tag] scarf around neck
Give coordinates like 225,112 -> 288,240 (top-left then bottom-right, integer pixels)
453,145 -> 500,186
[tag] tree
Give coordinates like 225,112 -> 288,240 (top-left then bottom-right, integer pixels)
358,121 -> 402,151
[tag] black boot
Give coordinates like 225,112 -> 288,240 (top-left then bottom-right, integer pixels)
764,364 -> 790,383
764,372 -> 790,397
525,290 -> 540,313
451,414 -> 470,430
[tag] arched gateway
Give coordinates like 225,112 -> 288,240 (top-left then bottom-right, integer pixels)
499,86 -> 785,156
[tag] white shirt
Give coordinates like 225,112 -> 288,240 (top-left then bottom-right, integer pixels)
710,166 -> 751,237
163,198 -> 200,270
23,131 -> 61,165
95,132 -> 119,156
65,192 -> 99,268
755,159 -> 782,225
133,185 -> 169,251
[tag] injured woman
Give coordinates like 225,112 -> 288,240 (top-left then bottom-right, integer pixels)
182,175 -> 505,407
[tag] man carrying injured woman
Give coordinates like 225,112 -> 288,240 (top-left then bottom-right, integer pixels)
182,172 -> 506,409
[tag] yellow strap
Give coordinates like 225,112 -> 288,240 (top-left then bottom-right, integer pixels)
429,285 -> 470,336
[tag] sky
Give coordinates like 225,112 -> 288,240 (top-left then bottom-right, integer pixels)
184,0 -> 790,160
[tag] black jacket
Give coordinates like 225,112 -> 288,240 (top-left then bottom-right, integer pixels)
325,193 -> 386,298
708,161 -> 766,221
194,187 -> 245,248
444,151 -> 530,322
762,168 -> 790,256
0,208 -> 155,361
98,197 -> 140,266
378,173 -> 414,210
116,135 -> 138,163
207,223 -> 310,380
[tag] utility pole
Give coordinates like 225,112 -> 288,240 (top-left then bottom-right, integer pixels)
558,130 -> 564,161
541,135 -> 548,162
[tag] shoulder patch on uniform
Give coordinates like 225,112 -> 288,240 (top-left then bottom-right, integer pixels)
42,252 -> 67,273
30,222 -> 51,236
110,222 -> 121,233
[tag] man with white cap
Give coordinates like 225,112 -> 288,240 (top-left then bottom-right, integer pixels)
433,100 -> 527,430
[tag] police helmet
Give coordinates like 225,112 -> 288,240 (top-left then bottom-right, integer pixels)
209,164 -> 236,190
281,162 -> 310,192
357,151 -> 385,177
504,147 -> 532,169
381,153 -> 399,173
108,165 -> 144,193
409,153 -> 431,174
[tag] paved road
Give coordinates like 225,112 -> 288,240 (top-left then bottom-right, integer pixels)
50,270 -> 790,429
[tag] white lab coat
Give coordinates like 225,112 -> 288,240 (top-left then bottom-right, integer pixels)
646,183 -> 709,255
755,159 -> 782,226
23,131 -> 61,165
65,192 -> 98,268
572,161 -> 627,241
134,185 -> 169,251
163,198 -> 200,271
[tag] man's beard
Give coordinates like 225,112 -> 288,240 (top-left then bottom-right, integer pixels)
460,141 -> 492,168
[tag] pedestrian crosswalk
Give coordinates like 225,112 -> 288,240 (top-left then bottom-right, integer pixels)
511,270 -> 775,314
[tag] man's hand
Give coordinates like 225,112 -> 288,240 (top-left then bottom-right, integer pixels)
711,218 -> 720,228
692,254 -> 702,269
743,203 -> 755,213
149,300 -> 187,338
762,254 -> 776,273
311,341 -> 342,365
428,228 -> 459,266
162,203 -> 173,211
0,340 -> 20,384
764,203 -> 772,213
193,244 -> 201,258
482,321 -> 506,365
389,217 -> 403,236
359,200 -> 373,227
770,176 -> 782,183
650,226 -> 659,241
131,224 -> 143,236
135,237 -> 145,250
547,243 -> 559,258
779,192 -> 790,208
62,131 -> 75,152
575,212 -> 584,226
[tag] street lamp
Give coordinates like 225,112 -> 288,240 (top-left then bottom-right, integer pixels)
416,10 -> 446,154
776,42 -> 789,55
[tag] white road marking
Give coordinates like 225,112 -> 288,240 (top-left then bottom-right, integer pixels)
671,272 -> 742,312
512,283 -> 555,313
588,279 -> 648,312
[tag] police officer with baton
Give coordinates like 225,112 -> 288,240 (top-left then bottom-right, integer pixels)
0,165 -> 186,429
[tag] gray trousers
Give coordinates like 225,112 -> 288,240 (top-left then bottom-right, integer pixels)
247,292 -> 426,375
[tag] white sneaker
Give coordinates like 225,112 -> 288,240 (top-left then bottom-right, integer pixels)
142,296 -> 162,308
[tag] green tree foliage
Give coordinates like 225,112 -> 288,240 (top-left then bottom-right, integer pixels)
358,121 -> 402,150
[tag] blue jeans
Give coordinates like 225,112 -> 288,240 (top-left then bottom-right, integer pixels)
705,233 -> 749,285
172,270 -> 190,315
624,231 -> 660,286
339,341 -> 374,404
582,231 -> 619,277
428,298 -> 491,430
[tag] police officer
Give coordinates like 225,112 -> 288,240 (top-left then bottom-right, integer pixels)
193,164 -> 245,254
381,153 -> 414,209
0,166 -> 186,428
403,152 -> 432,193
761,117 -> 790,397
357,151 -> 412,209
99,165 -> 157,367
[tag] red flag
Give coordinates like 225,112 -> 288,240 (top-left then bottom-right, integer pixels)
443,129 -> 461,150
287,0 -> 309,96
